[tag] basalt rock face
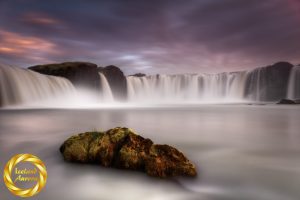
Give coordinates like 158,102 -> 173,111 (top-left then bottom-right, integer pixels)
60,127 -> 197,178
245,62 -> 293,101
29,62 -> 100,89
98,66 -> 127,100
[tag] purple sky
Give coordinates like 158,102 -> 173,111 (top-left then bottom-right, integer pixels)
0,0 -> 299,75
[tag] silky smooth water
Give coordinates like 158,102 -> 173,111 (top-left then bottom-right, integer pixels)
1,105 -> 300,200
1,64 -> 300,107
0,64 -> 76,107
127,72 -> 248,103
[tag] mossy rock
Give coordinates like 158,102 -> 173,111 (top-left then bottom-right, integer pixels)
145,145 -> 197,177
60,132 -> 103,162
60,127 -> 197,178
117,133 -> 153,170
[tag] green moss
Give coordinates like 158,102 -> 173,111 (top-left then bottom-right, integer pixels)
107,127 -> 129,143
60,131 -> 104,162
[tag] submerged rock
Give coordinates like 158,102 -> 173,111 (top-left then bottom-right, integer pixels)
277,99 -> 300,104
60,127 -> 197,178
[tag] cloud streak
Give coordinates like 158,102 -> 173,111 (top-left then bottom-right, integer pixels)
0,29 -> 57,63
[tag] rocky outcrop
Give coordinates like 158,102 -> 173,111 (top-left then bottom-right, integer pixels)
98,66 -> 127,100
29,62 -> 128,100
60,127 -> 197,178
29,62 -> 100,89
245,62 -> 294,101
277,99 -> 300,104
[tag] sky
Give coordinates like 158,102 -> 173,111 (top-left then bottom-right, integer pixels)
0,0 -> 299,75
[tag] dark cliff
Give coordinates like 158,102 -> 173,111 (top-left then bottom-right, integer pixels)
245,62 -> 294,101
98,65 -> 127,100
29,62 -> 128,100
29,62 -> 100,90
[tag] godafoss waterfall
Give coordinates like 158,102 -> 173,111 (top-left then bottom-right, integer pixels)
1,61 -> 299,107
1,61 -> 300,200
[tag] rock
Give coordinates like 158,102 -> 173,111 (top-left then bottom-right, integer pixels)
129,73 -> 146,77
98,66 -> 127,100
145,144 -> 197,177
60,127 -> 197,178
29,62 -> 100,89
116,132 -> 153,170
277,99 -> 300,104
245,62 -> 294,101
59,132 -> 100,162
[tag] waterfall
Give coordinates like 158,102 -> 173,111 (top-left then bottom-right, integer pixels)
127,72 -> 248,103
2,63 -> 299,106
99,73 -> 114,102
287,66 -> 300,99
0,63 -> 76,107
199,72 -> 248,100
244,67 -> 268,101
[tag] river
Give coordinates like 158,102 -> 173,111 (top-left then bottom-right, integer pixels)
1,105 -> 300,200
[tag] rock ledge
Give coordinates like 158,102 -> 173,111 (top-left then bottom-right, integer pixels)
277,99 -> 300,104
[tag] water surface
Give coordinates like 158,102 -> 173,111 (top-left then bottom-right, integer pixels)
1,105 -> 300,200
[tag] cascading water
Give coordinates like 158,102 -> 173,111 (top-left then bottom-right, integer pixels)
244,67 -> 268,101
1,63 -> 299,107
287,66 -> 300,99
127,72 -> 248,103
0,63 -> 76,107
99,73 -> 114,102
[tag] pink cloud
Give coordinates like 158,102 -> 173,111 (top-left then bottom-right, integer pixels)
0,29 -> 58,62
22,12 -> 61,26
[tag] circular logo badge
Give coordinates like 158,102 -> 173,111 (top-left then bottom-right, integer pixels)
3,154 -> 47,197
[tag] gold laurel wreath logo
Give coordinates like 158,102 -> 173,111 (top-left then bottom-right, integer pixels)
3,154 -> 47,197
